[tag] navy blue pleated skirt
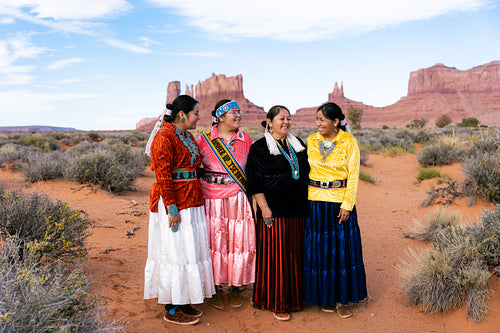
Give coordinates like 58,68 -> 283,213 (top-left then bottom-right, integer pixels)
303,201 -> 367,306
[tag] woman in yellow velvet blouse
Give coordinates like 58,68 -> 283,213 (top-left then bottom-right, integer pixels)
303,102 -> 368,319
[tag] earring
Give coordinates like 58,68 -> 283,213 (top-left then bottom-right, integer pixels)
269,127 -> 274,133
333,126 -> 338,133
181,117 -> 185,123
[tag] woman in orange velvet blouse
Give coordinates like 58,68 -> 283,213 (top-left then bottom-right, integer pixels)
144,95 -> 215,326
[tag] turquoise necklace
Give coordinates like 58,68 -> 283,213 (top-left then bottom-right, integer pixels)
276,139 -> 300,180
175,127 -> 199,165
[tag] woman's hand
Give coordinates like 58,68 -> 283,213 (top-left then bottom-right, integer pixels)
338,208 -> 350,224
168,214 -> 181,229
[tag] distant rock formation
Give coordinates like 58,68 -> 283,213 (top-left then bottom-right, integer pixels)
0,126 -> 79,132
293,61 -> 500,128
136,73 -> 266,130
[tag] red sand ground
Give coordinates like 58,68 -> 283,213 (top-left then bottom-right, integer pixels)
2,153 -> 498,332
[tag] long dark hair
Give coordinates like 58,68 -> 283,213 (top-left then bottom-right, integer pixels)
211,99 -> 231,126
164,95 -> 198,123
261,105 -> 290,128
317,102 -> 346,131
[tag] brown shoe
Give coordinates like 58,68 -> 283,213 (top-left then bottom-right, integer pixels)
163,307 -> 199,325
335,303 -> 353,319
272,312 -> 291,321
179,304 -> 203,318
229,289 -> 243,308
320,306 -> 335,313
208,290 -> 225,310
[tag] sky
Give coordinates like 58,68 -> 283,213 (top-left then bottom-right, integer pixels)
0,0 -> 499,130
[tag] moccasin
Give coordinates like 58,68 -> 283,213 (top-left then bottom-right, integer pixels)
163,307 -> 199,325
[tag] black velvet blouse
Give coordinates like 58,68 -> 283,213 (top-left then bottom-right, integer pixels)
245,136 -> 310,218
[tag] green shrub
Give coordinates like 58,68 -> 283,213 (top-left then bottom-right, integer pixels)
416,167 -> 441,181
66,143 -> 147,192
20,135 -> 59,152
0,238 -> 125,332
0,188 -> 90,260
359,170 -> 375,184
461,152 -> 500,203
401,205 -> 500,322
457,117 -> 480,127
406,118 -> 427,129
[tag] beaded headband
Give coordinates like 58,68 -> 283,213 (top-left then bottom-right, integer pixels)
216,100 -> 239,118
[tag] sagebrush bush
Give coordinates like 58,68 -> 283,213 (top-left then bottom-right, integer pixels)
0,187 -> 90,260
22,150 -> 69,182
0,238 -> 125,332
461,151 -> 500,203
404,207 -> 461,242
0,144 -> 42,170
417,142 -> 465,167
356,129 -> 418,153
66,142 -> 148,192
401,205 -> 500,322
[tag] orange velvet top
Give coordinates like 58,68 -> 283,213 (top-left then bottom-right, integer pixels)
149,122 -> 204,212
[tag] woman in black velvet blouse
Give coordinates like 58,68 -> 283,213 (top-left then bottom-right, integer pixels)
245,105 -> 310,321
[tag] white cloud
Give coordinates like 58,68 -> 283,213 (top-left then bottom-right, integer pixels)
0,89 -> 98,115
46,58 -> 84,70
138,36 -> 162,47
0,35 -> 47,84
148,0 -> 493,41
0,0 -> 131,20
0,16 -> 15,24
0,1 -> 152,54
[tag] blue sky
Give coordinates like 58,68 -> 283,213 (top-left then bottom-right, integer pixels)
0,0 -> 499,130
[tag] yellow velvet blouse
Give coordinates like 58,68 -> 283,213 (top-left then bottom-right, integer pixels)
307,129 -> 360,211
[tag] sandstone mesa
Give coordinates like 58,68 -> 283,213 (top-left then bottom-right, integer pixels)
136,61 -> 500,130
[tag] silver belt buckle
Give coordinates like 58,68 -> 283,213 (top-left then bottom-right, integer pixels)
332,180 -> 341,187
320,181 -> 329,189
215,177 -> 223,185
222,178 -> 234,185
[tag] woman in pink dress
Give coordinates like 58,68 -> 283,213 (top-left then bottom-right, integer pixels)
196,99 -> 256,310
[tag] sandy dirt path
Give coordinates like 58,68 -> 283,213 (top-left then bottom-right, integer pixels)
2,152 -> 498,332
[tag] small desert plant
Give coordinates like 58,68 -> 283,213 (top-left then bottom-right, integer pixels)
417,138 -> 465,167
22,150 -> 69,182
359,147 -> 369,166
20,134 -> 59,152
0,238 -> 125,332
347,107 -> 363,131
461,151 -> 500,203
401,205 -> 500,322
404,207 -> 461,242
0,144 -> 43,170
406,118 -> 427,129
457,117 -> 480,127
0,188 -> 90,260
416,167 -> 441,182
435,114 -> 452,128
359,170 -> 375,184
65,143 -> 147,192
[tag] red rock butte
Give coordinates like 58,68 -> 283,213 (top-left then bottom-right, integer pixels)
136,73 -> 266,130
137,62 -> 500,130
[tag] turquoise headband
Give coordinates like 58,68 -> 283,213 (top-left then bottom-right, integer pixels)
216,100 -> 239,118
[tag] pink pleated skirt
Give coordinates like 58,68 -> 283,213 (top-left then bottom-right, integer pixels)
204,191 -> 256,286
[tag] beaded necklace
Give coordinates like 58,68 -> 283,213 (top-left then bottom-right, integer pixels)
175,127 -> 199,165
276,138 -> 300,180
319,140 -> 337,163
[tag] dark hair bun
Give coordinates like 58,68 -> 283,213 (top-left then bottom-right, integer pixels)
261,120 -> 267,129
166,103 -> 173,109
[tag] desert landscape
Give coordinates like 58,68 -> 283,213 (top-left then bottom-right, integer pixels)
1,146 -> 498,332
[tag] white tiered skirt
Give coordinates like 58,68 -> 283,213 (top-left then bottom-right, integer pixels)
144,197 -> 215,305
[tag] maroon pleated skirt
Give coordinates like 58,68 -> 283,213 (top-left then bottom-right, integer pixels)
252,216 -> 304,314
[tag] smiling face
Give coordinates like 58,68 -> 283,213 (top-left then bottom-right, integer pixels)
316,109 -> 339,140
182,103 -> 200,130
268,107 -> 291,140
219,107 -> 242,131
